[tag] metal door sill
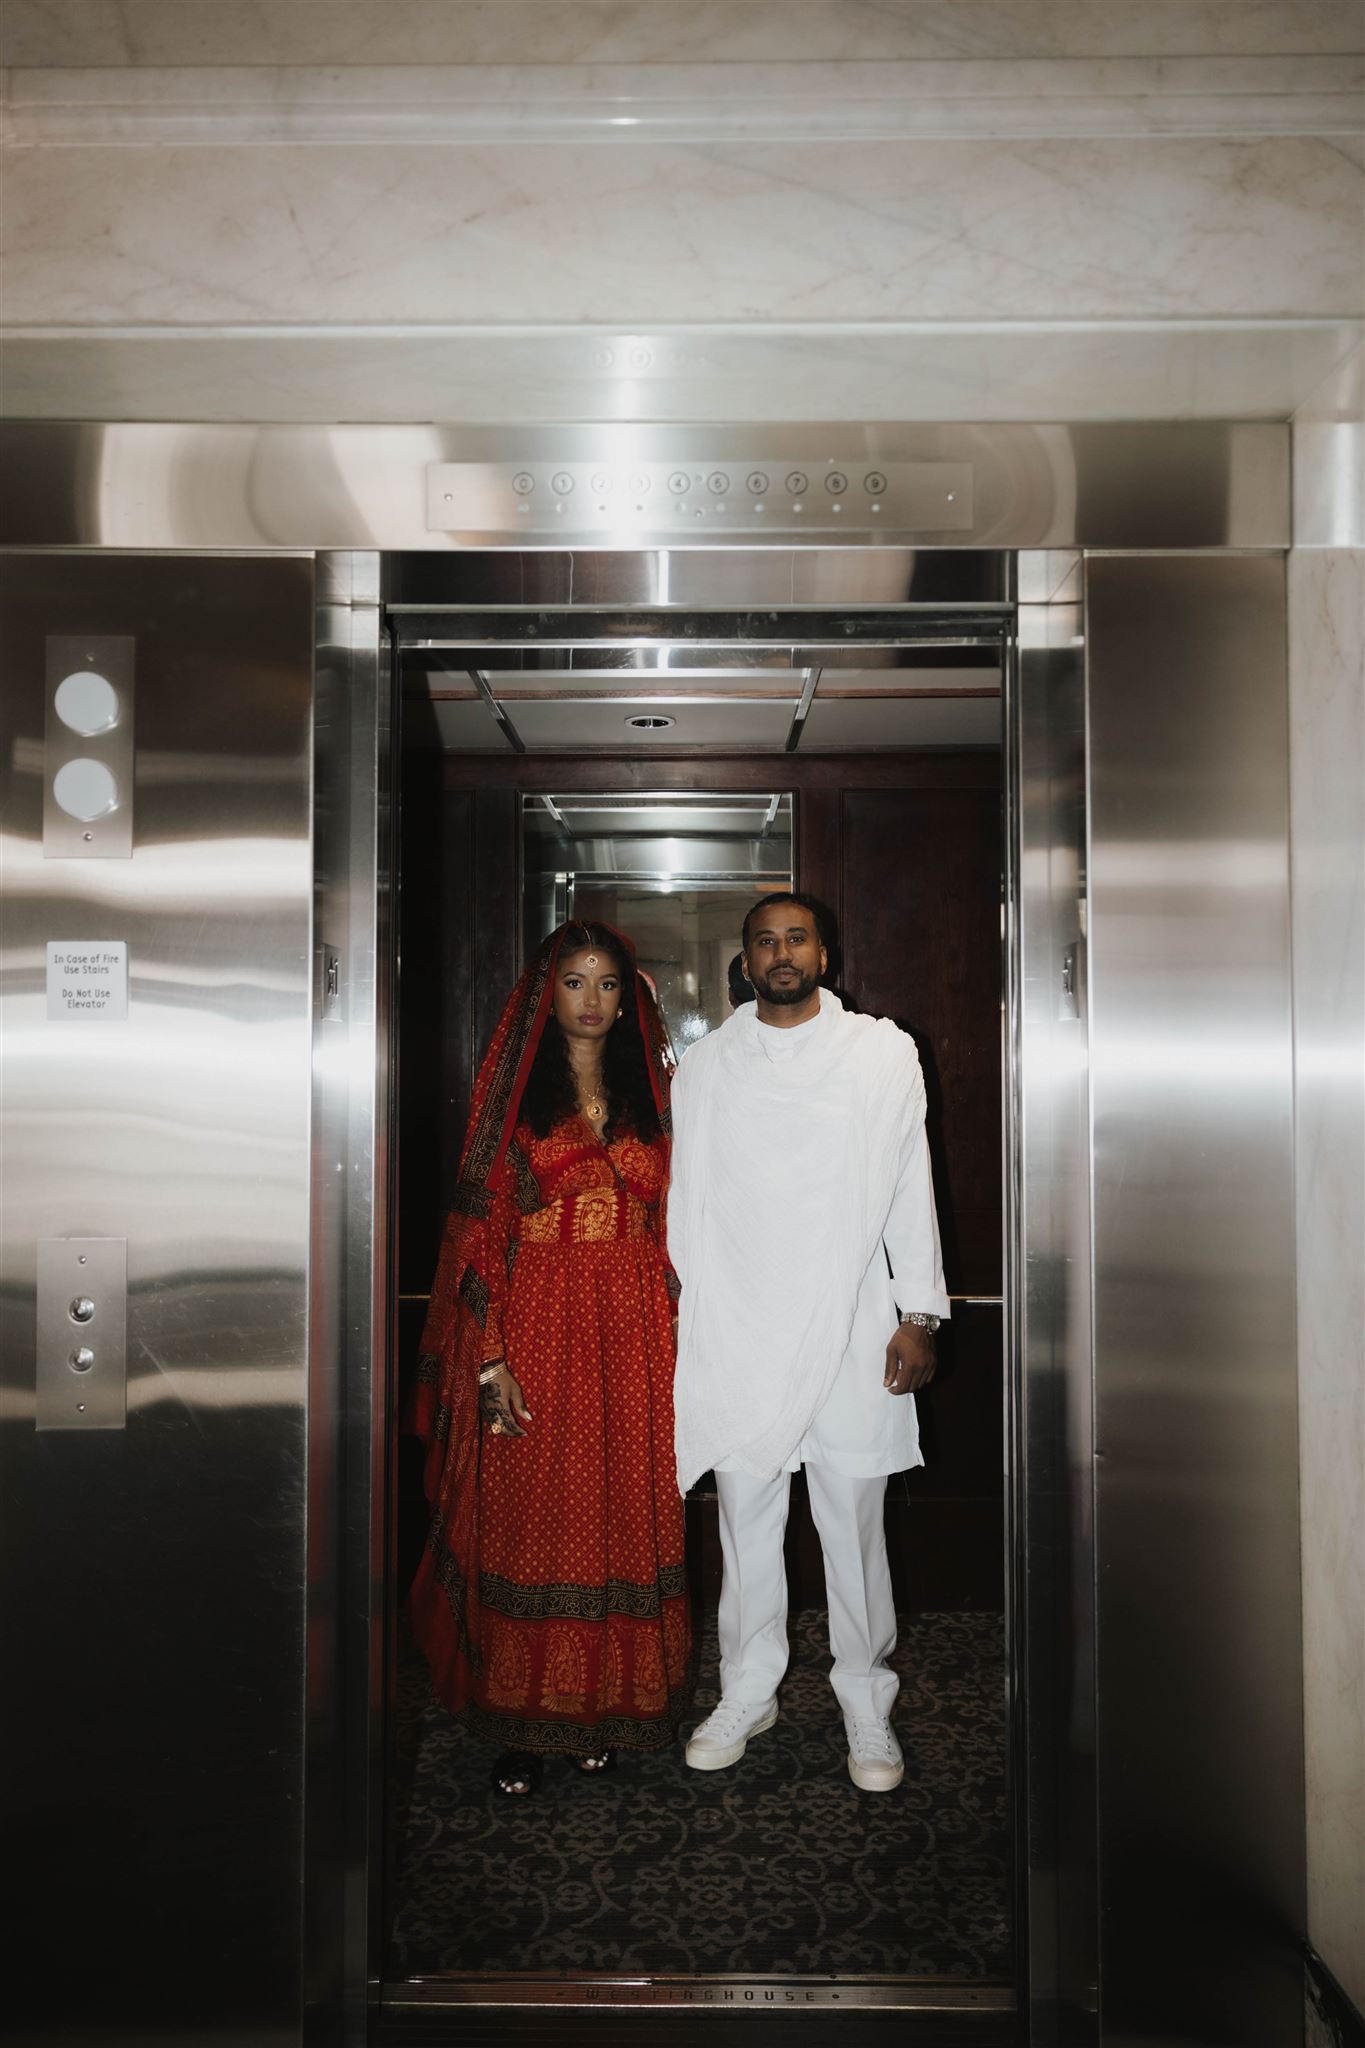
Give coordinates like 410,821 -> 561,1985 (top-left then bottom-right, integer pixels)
384,1974 -> 1016,2013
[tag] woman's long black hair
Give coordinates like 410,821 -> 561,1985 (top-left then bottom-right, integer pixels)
520,922 -> 664,1144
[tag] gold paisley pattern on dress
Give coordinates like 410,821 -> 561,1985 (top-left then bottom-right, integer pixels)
517,1187 -> 648,1247
632,1633 -> 666,1713
485,1621 -> 531,1708
479,1566 -> 686,1623
541,1626 -> 588,1715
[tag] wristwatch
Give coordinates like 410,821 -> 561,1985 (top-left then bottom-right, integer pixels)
899,1310 -> 940,1333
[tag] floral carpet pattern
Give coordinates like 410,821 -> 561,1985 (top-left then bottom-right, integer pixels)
389,1607 -> 1010,1979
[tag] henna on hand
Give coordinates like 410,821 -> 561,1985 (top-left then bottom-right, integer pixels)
479,1368 -> 527,1436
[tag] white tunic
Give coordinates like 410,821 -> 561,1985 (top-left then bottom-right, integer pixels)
668,990 -> 950,1490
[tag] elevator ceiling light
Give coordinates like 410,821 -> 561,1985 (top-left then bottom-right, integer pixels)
625,714 -> 676,730
54,669 -> 120,735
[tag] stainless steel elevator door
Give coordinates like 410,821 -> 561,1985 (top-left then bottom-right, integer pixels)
0,552 -> 317,2046
1085,553 -> 1304,2046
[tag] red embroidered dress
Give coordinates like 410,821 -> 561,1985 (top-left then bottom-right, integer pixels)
410,931 -> 690,1754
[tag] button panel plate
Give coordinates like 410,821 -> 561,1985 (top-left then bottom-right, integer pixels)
36,1237 -> 128,1432
427,459 -> 973,536
44,635 -> 135,860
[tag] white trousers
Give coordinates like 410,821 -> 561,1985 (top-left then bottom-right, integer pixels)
714,1467 -> 898,1720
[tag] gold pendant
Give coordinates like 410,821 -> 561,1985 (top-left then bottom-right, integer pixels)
584,1095 -> 604,1121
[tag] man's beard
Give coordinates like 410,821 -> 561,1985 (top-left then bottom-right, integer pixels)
753,967 -> 818,1006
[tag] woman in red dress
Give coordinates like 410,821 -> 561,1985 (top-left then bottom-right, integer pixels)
410,921 -> 691,1793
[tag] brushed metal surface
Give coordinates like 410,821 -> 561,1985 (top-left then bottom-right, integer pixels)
35,1237 -> 127,1431
306,552 -> 391,2043
396,612 -> 1005,650
1084,554 -> 1303,2044
1,550 -> 316,2043
0,422 -> 1289,552
412,641 -> 1000,672
390,546 -> 1011,608
386,1975 -> 1017,2011
43,633 -> 134,858
1008,556 -> 1098,2042
425,455 -> 975,536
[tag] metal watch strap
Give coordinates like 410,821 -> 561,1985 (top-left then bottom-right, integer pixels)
899,1310 -> 940,1333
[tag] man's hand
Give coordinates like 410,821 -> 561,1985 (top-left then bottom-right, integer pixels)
480,1362 -> 532,1436
883,1322 -> 936,1396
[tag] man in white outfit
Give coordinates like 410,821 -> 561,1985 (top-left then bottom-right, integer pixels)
668,893 -> 949,1792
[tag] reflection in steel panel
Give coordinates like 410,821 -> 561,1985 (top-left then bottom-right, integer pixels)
1085,555 -> 1303,2044
1010,557 -> 1098,2042
0,551 -> 316,2044
0,423 -> 1290,553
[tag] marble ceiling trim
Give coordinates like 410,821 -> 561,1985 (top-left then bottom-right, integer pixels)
3,0 -> 1362,69
5,135 -> 1359,326
4,57 -> 1362,146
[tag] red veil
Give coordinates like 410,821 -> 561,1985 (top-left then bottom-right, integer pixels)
409,921 -> 675,1708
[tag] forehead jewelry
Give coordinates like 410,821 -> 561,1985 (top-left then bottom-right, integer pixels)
584,952 -> 599,968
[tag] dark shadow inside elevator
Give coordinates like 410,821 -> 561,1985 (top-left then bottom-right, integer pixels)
383,572 -> 1013,2005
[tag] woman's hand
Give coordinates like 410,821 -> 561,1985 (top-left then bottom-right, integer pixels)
480,1363 -> 533,1437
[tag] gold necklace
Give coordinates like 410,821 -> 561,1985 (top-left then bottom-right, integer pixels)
578,1076 -> 606,1122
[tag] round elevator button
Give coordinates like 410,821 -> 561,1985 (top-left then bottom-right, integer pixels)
54,670 -> 120,736
746,472 -> 769,495
512,472 -> 535,495
864,471 -> 888,495
69,1297 -> 96,1324
707,472 -> 730,495
668,472 -> 690,495
825,471 -> 848,494
785,471 -> 808,495
550,472 -> 575,496
52,758 -> 119,823
69,1347 -> 95,1373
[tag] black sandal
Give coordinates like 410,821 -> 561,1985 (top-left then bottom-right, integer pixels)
491,1749 -> 542,1796
572,1749 -> 616,1775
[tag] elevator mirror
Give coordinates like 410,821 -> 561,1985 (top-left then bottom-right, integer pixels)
521,792 -> 793,1044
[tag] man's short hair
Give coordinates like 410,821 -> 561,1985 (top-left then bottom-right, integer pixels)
741,891 -> 829,953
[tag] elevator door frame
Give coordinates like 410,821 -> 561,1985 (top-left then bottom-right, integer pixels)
0,413 -> 1300,2048
370,553 -> 1035,2034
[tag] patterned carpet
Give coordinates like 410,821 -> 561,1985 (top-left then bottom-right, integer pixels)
389,1607 -> 1011,1979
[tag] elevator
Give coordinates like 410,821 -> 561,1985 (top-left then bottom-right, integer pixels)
0,421 -> 1305,2047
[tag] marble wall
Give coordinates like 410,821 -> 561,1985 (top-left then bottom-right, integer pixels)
1291,339 -> 1365,2016
4,1 -> 1363,67
0,0 -> 1361,421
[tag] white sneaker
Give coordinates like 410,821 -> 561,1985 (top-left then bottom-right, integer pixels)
845,1714 -> 905,1792
684,1696 -> 779,1771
